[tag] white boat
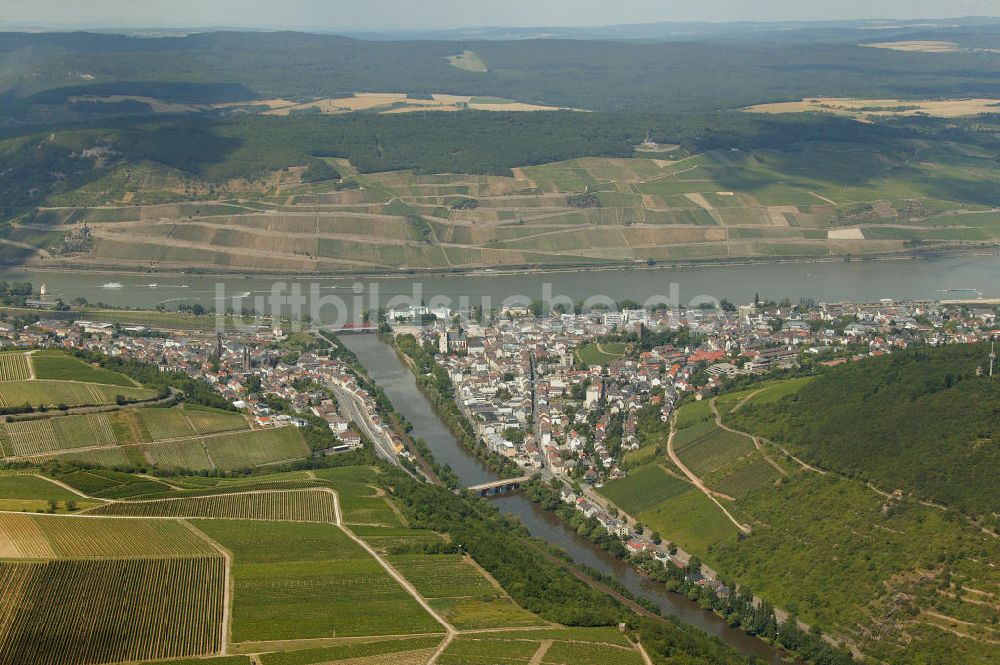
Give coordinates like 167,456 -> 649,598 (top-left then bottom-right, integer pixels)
101,282 -> 123,289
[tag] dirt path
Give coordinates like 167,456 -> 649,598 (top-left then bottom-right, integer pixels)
34,474 -> 103,500
809,192 -> 840,206
710,398 -> 787,477
728,388 -> 763,413
25,351 -> 36,380
181,520 -> 234,655
636,640 -> 654,665
778,445 -> 827,474
666,413 -> 751,534
328,489 -> 457,660
527,640 -> 553,665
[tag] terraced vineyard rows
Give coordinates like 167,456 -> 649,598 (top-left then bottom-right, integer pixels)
0,353 -> 31,382
3,414 -> 118,457
90,489 -> 337,522
184,408 -> 250,435
0,555 -> 224,665
0,513 -> 218,559
139,409 -> 196,440
0,380 -> 155,408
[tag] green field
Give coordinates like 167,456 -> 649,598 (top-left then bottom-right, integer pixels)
352,526 -> 444,551
259,636 -> 444,665
192,519 -> 440,642
312,468 -> 403,527
636,488 -> 741,553
574,342 -> 627,367
0,473 -> 100,513
54,468 -> 175,499
90,489 -> 337,522
201,426 -> 311,470
448,50 -> 488,73
598,463 -> 691,514
672,399 -> 714,430
30,351 -> 138,387
438,628 -> 643,665
389,553 -> 545,630
0,380 -> 156,408
672,420 -> 755,478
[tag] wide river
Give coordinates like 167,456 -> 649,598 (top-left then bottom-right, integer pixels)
4,255 -> 999,322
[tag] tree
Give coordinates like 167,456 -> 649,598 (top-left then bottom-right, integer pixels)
686,555 -> 702,575
651,531 -> 662,545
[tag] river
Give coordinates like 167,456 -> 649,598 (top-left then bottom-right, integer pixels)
339,333 -> 796,664
4,254 -> 999,323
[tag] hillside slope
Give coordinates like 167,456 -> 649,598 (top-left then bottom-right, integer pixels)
728,343 -> 1000,523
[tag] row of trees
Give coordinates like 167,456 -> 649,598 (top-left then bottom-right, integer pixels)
524,478 -> 854,665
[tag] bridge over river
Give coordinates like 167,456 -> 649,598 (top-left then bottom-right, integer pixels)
466,475 -> 531,497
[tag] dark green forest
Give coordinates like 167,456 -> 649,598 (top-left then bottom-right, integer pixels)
3,30 -> 1000,113
729,343 -> 1000,522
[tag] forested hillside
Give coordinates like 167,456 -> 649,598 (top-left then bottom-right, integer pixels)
729,343 -> 1000,523
2,29 -> 1000,113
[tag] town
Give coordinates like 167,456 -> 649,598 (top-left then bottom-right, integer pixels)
1,290 -> 998,627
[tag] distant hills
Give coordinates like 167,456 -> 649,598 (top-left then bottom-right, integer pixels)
2,22 -> 1000,115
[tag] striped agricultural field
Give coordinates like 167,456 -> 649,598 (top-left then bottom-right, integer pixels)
184,408 -> 250,435
0,353 -> 31,382
0,555 -> 225,665
2,414 -> 118,457
4,420 -> 59,457
0,380 -> 156,409
90,489 -> 337,522
0,513 -> 218,559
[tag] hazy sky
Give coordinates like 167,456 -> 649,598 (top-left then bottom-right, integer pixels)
4,0 -> 999,31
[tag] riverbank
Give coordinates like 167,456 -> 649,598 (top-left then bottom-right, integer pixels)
382,334 -> 847,664
14,245 -> 999,281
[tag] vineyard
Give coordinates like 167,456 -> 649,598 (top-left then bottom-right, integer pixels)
29,351 -> 139,388
0,556 -> 224,665
144,440 -> 215,470
200,427 -> 311,470
0,353 -> 31,382
0,380 -> 156,408
139,408 -> 196,440
258,636 -> 444,665
387,553 -> 497,598
2,414 -> 117,457
673,419 -> 756,478
192,519 -> 441,641
90,489 -> 338,522
184,407 -> 251,435
0,513 -> 218,559
387,553 -> 545,630
438,628 -> 645,665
